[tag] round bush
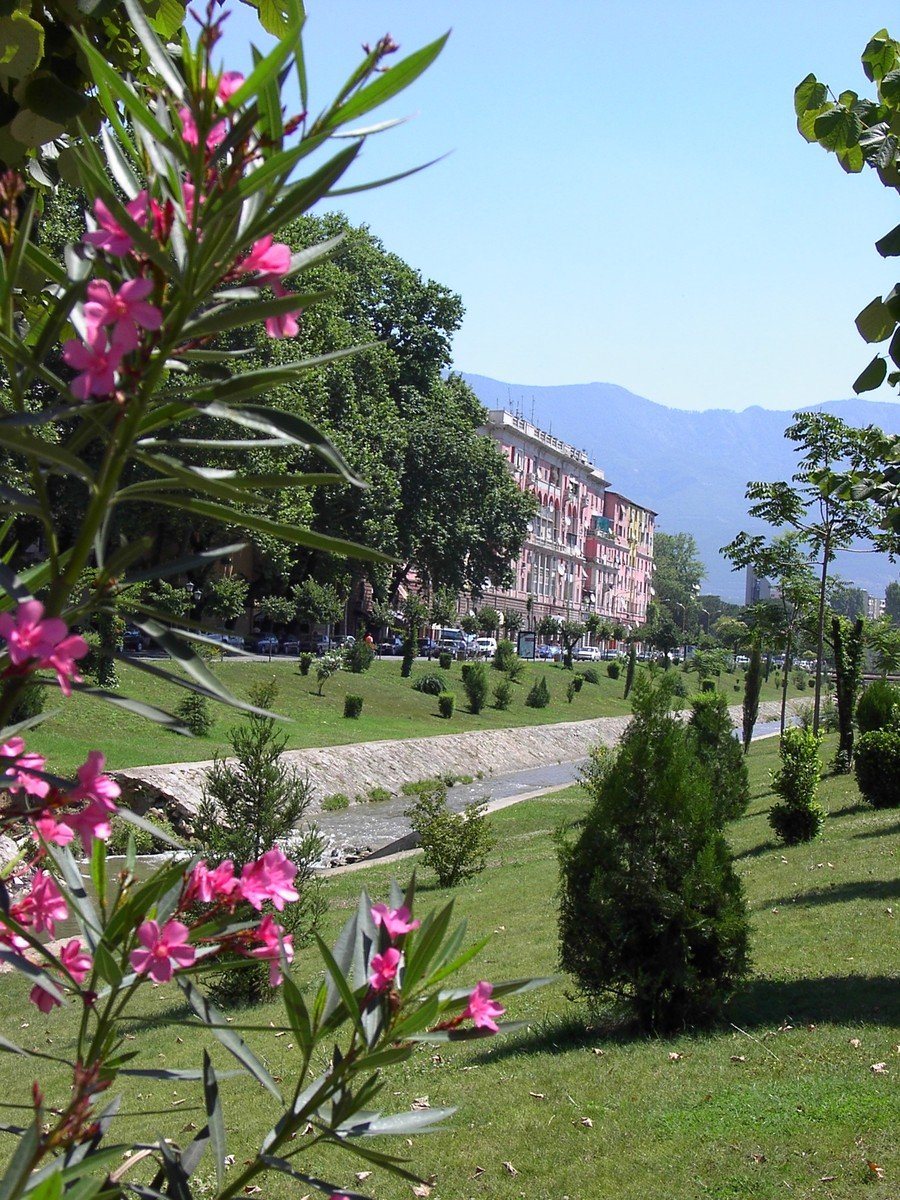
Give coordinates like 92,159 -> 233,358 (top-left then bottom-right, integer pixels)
856,679 -> 900,734
493,639 -> 517,672
412,671 -> 449,696
606,661 -> 620,680
461,661 -> 488,713
344,641 -> 374,674
768,801 -> 826,844
854,728 -> 900,808
343,694 -> 363,719
525,676 -> 550,708
299,652 -> 313,676
438,651 -> 453,671
493,679 -> 513,710
438,691 -> 455,719
580,667 -> 600,685
174,692 -> 213,737
9,681 -> 46,725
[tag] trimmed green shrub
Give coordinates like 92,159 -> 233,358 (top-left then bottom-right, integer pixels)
438,651 -> 453,671
344,639 -> 374,673
343,694 -> 363,719
366,786 -> 393,803
412,671 -> 449,696
195,680 -> 322,1002
321,792 -> 350,811
857,679 -> 900,734
769,727 -> 825,844
461,661 -> 489,713
401,777 -> 444,796
438,691 -> 454,719
700,678 -> 716,692
580,667 -> 600,685
107,810 -> 180,856
493,679 -> 513,710
506,656 -> 526,683
566,678 -> 579,704
493,639 -> 517,672
174,691 -> 213,737
854,728 -> 900,808
525,676 -> 551,708
606,660 -> 620,680
9,680 -> 46,725
405,782 -> 495,888
558,674 -> 750,1032
298,652 -> 313,676
688,691 -> 748,824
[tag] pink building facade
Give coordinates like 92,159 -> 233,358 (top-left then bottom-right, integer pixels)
479,410 -> 655,633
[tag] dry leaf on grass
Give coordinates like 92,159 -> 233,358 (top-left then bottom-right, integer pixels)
411,1097 -> 431,1110
411,1184 -> 432,1198
870,1062 -> 888,1074
472,1166 -> 485,1178
849,1038 -> 862,1048
355,1171 -> 372,1181
579,1117 -> 593,1128
868,1162 -> 886,1179
751,1154 -> 766,1164
592,1048 -> 604,1056
502,1161 -> 519,1176
668,1052 -> 683,1062
820,1176 -> 836,1183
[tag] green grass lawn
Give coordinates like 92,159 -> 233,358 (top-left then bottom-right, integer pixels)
31,655 -> 806,775
1,733 -> 896,1198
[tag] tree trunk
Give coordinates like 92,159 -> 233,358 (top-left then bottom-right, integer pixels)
780,629 -> 792,735
813,531 -> 831,737
832,615 -> 864,771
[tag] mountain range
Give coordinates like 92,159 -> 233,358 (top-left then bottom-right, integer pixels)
461,373 -> 900,604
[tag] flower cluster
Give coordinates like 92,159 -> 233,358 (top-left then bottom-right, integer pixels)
0,600 -> 88,696
368,902 -> 420,993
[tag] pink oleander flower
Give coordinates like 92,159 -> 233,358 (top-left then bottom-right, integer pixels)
29,983 -> 61,1014
41,633 -> 89,697
83,278 -> 162,353
33,810 -> 75,847
179,106 -> 227,150
68,799 -> 115,853
130,919 -> 196,983
2,900 -> 33,952
217,71 -> 245,101
238,847 -> 299,912
24,870 -> 68,936
70,751 -> 120,808
185,859 -> 240,905
1,737 -> 49,799
371,903 -> 420,941
59,938 -> 92,984
83,191 -> 149,257
0,600 -> 68,666
265,281 -> 302,339
62,325 -> 129,401
238,234 -> 291,279
463,981 -> 505,1033
368,946 -> 401,993
247,914 -> 293,987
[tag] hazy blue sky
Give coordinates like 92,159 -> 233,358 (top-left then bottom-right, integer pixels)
222,2 -> 900,414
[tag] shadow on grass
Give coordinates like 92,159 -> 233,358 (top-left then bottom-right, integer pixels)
732,840 -> 777,862
479,973 -> 900,1062
728,973 -> 900,1028
763,877 -> 900,909
850,819 -> 900,840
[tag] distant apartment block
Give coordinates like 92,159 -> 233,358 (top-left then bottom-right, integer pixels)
479,410 -> 655,630
745,565 -> 772,606
868,594 -> 885,621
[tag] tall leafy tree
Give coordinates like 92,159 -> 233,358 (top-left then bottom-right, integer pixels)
729,413 -> 898,733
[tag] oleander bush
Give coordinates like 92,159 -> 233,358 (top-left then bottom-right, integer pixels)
854,727 -> 900,808
857,678 -> 900,733
405,782 -> 496,888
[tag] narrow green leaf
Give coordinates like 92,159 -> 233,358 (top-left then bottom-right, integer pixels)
124,542 -> 248,584
315,932 -> 367,1038
243,143 -> 361,241
326,34 -> 448,131
202,1052 -> 227,1190
181,288 -> 328,341
327,155 -> 445,198
177,978 -> 282,1100
147,495 -> 390,561
70,684 -> 190,733
74,38 -> 171,143
226,17 -> 303,112
0,1123 -> 39,1200
122,0 -> 186,98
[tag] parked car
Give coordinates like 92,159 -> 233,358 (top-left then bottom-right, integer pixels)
473,636 -> 497,658
282,636 -> 313,655
256,634 -> 280,654
537,643 -> 562,660
418,637 -> 439,656
223,633 -> 245,649
122,625 -> 146,653
380,636 -> 403,656
573,645 -> 602,661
